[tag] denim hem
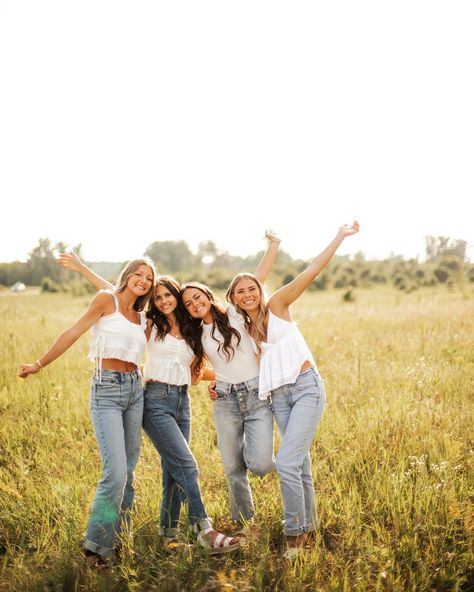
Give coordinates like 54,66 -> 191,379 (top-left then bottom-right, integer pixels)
191,517 -> 212,533
283,526 -> 306,536
83,538 -> 116,558
158,526 -> 178,537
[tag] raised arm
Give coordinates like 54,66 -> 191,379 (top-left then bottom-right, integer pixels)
59,251 -> 114,291
18,292 -> 111,378
254,230 -> 281,285
268,222 -> 360,317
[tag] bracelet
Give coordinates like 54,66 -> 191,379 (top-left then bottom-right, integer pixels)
36,359 -> 44,371
269,239 -> 281,244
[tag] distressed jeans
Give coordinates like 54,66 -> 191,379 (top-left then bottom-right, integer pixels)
84,369 -> 143,557
271,367 -> 326,536
142,381 -> 211,535
214,375 -> 275,522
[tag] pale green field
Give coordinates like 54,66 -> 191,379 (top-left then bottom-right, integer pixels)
1,287 -> 473,592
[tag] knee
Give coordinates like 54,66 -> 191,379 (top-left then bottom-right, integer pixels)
100,464 -> 128,494
275,454 -> 298,478
249,457 -> 275,477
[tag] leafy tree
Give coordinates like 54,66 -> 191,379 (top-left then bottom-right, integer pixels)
145,240 -> 195,273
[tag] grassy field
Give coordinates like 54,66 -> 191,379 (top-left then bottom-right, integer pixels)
1,287 -> 473,592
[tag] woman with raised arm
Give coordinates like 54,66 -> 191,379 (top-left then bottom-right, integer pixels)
59,254 -> 240,555
18,258 -> 156,566
181,231 -> 281,533
226,222 -> 360,557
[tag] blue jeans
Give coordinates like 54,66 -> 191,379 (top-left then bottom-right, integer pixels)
271,367 -> 326,536
214,375 -> 275,522
84,369 -> 143,557
142,381 -> 211,535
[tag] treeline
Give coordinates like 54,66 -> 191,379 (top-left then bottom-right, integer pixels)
1,236 -> 473,294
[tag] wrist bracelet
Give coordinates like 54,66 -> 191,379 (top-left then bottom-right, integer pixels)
36,359 -> 44,371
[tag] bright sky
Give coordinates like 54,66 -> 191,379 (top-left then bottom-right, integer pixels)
1,1 -> 473,264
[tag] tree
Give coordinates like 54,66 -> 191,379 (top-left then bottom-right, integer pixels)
144,240 -> 195,273
425,236 -> 468,262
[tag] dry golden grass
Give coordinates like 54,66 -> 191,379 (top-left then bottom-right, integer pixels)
1,286 -> 473,591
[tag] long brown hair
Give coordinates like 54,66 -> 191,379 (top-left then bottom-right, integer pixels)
181,282 -> 242,374
226,273 -> 267,353
115,257 -> 157,311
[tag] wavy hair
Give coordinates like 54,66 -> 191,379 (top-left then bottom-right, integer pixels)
181,282 -> 242,374
115,257 -> 157,311
226,273 -> 267,354
147,275 -> 199,355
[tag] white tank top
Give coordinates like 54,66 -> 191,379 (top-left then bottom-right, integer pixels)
258,310 -> 316,399
88,290 -> 147,370
144,327 -> 195,385
201,304 -> 259,384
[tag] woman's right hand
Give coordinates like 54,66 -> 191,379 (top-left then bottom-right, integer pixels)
18,362 -> 41,379
59,251 -> 83,272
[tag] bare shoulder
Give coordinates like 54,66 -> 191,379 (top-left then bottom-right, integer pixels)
89,291 -> 115,314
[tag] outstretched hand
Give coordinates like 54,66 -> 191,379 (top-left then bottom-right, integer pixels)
59,251 -> 83,272
264,229 -> 281,243
18,363 -> 40,379
338,221 -> 360,238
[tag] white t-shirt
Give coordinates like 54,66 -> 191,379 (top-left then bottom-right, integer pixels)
201,304 -> 259,384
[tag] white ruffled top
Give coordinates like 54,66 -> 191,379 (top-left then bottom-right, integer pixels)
201,304 -> 259,384
88,290 -> 147,370
258,310 -> 316,400
144,327 -> 194,386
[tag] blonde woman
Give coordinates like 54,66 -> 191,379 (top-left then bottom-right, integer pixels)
226,222 -> 360,556
18,259 -> 156,565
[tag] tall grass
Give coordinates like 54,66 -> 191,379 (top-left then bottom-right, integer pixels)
1,287 -> 473,591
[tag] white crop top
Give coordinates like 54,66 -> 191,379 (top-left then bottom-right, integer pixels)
144,327 -> 195,385
201,304 -> 259,384
88,290 -> 147,370
258,310 -> 316,399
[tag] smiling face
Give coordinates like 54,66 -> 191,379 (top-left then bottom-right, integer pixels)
127,264 -> 154,297
182,286 -> 214,324
230,277 -> 262,313
153,284 -> 178,316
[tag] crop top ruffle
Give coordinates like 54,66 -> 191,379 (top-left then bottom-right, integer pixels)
258,310 -> 316,399
88,290 -> 147,372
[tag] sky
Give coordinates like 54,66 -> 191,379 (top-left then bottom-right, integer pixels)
1,1 -> 473,264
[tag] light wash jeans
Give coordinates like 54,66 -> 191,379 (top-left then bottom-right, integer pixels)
84,369 -> 143,557
214,375 -> 275,523
142,381 -> 211,536
271,367 -> 326,536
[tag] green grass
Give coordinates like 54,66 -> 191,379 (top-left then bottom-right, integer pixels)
1,287 -> 473,591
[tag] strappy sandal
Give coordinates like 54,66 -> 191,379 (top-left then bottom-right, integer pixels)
197,527 -> 241,555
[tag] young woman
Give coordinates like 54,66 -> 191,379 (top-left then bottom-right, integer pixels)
225,222 -> 360,557
180,231 -> 281,531
18,258 -> 156,565
60,255 -> 240,554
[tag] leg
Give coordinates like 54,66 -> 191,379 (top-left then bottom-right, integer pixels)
273,370 -> 326,536
243,401 -> 275,477
84,379 -> 129,557
120,378 -> 144,535
143,383 -> 208,526
214,395 -> 254,522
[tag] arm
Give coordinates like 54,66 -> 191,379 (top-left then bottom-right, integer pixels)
17,293 -> 110,378
269,222 -> 360,316
190,357 -> 216,385
59,251 -> 114,291
254,230 -> 281,285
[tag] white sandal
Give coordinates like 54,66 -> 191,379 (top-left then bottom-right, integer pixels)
197,527 -> 241,555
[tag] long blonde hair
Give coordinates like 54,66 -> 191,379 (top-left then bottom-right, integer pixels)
115,257 -> 157,311
225,273 -> 267,353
